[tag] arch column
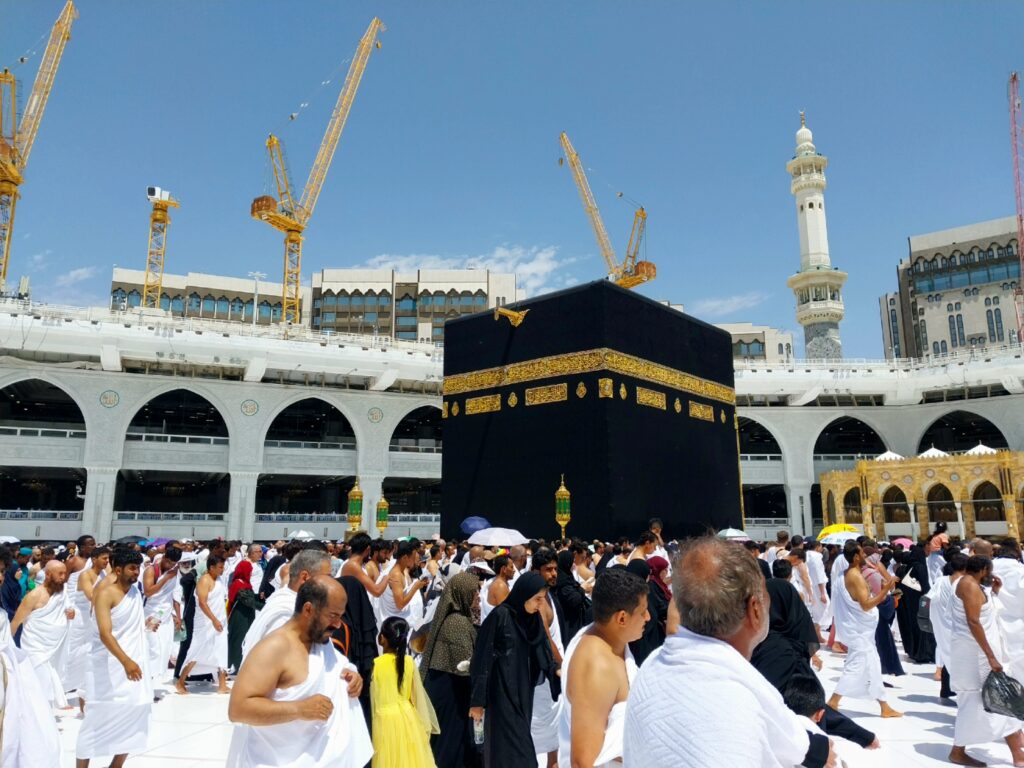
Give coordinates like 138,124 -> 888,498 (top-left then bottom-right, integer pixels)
784,482 -> 812,535
358,473 -> 385,535
960,492 -> 976,540
229,471 -> 259,541
915,497 -> 930,541
83,466 -> 119,542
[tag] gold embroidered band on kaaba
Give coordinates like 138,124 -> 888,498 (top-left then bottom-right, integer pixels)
443,348 -> 734,406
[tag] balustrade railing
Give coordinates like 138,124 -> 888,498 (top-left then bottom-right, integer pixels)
0,426 -> 86,439
264,439 -> 357,451
0,509 -> 83,520
115,511 -> 226,521
125,433 -> 228,446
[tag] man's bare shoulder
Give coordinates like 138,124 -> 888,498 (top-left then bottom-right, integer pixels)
574,632 -> 623,672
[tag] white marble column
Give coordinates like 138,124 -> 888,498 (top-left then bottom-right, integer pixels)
359,473 -> 385,536
83,467 -> 119,542
784,482 -> 813,537
229,471 -> 260,541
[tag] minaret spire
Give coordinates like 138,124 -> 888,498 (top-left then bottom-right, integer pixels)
785,114 -> 847,359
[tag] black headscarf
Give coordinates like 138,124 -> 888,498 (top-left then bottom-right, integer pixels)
502,571 -> 548,644
335,575 -> 378,679
766,578 -> 819,656
625,559 -> 651,580
556,550 -> 575,578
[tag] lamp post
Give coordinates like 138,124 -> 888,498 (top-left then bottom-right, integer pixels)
347,477 -> 363,531
555,474 -> 571,539
248,271 -> 266,330
376,495 -> 390,537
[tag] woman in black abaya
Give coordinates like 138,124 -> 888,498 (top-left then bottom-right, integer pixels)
894,545 -> 935,663
469,572 -> 557,768
752,578 -> 877,750
552,550 -> 591,645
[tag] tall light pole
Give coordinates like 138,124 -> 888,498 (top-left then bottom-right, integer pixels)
248,271 -> 266,331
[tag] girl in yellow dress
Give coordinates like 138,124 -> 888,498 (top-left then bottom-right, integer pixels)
371,616 -> 439,768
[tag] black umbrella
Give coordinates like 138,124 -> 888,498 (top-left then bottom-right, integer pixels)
113,535 -> 147,544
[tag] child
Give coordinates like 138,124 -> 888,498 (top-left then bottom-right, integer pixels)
371,616 -> 439,768
784,672 -> 869,768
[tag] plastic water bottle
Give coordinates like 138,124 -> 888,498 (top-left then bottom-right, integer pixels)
473,713 -> 485,745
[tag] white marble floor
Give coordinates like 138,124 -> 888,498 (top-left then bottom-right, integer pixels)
55,645 -> 1022,767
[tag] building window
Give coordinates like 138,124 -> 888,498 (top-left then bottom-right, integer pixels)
778,343 -> 784,356
379,292 -> 391,307
127,290 -> 141,307
364,294 -> 377,310
259,301 -> 272,320
244,299 -> 254,319
337,295 -> 350,309
948,315 -> 957,348
396,316 -> 417,327
940,341 -> 947,354
995,309 -> 1004,341
956,314 -> 966,347
985,297 -> 992,306
230,298 -> 244,316
932,341 -> 940,355
993,296 -> 999,306
111,288 -> 127,308
987,309 -> 996,342
955,302 -> 961,311
202,295 -> 215,314
947,303 -> 953,312
351,294 -> 364,309
398,295 -> 416,311
216,297 -> 229,315
171,295 -> 184,314
323,294 -> 336,308
323,312 -> 336,323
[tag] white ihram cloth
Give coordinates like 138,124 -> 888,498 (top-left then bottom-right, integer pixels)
144,563 -> 178,682
948,587 -> 1019,746
63,567 -> 98,693
18,587 -> 71,707
0,611 -> 63,767
624,628 -> 809,767
380,572 -> 424,629
557,623 -> 637,768
993,558 -> 1024,670
832,567 -> 885,702
241,586 -> 296,665
806,549 -> 829,624
76,586 -> 153,759
532,592 -> 565,754
183,579 -> 228,674
225,640 -> 373,768
926,573 -> 962,664
479,578 -> 498,623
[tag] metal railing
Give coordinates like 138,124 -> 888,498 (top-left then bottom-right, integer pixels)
0,426 -> 86,439
389,442 -> 443,453
254,512 -> 440,524
264,439 -> 356,451
740,453 -> 783,462
0,509 -> 83,520
115,511 -> 226,521
734,341 -> 1024,373
813,453 -> 872,462
0,297 -> 443,358
125,433 -> 229,446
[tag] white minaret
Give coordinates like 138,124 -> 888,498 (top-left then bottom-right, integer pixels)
785,112 -> 847,359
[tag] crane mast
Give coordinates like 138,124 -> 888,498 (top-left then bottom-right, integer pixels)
0,0 -> 77,293
559,131 -> 656,290
251,17 -> 385,324
141,188 -> 180,309
1010,72 -> 1024,343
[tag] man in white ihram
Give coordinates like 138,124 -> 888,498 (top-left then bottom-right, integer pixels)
624,537 -> 836,768
9,559 -> 74,708
827,541 -> 903,718
241,547 -> 332,664
227,575 -> 372,768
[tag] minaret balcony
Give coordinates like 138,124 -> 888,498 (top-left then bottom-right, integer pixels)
795,299 -> 845,325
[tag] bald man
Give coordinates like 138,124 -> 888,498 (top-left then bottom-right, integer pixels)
227,575 -> 370,768
10,560 -> 74,708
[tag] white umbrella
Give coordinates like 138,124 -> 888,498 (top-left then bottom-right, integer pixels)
286,530 -> 316,541
467,527 -> 529,546
820,531 -> 860,546
0,535 -> 20,544
716,527 -> 749,540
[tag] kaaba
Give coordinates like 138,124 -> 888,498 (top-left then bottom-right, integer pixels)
440,280 -> 742,542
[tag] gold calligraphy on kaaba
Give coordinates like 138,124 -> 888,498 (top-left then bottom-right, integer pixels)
441,402 -> 449,419
576,382 -> 587,398
598,378 -> 614,399
443,348 -> 734,406
451,402 -> 460,417
688,401 -> 714,422
508,392 -> 518,408
525,383 -> 568,406
636,387 -> 666,410
465,394 -> 502,415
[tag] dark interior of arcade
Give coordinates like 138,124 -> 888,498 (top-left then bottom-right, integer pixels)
0,466 -> 85,510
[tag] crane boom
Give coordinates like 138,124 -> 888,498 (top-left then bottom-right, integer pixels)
559,132 -> 619,279
251,17 -> 385,324
1010,72 -> 1024,343
0,0 -> 77,292
298,17 -> 385,224
141,189 -> 180,309
17,1 -> 77,167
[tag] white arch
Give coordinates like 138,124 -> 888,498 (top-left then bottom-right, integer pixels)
812,415 -> 889,454
259,393 -> 360,447
389,402 -> 443,443
121,383 -> 233,442
737,414 -> 785,457
913,408 -> 1010,455
0,372 -> 91,433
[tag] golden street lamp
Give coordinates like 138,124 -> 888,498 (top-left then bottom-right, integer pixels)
555,474 -> 571,539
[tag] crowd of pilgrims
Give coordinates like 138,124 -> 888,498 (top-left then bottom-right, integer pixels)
2,518 -> 1024,766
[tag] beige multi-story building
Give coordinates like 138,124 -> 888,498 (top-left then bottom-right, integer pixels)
880,216 -> 1021,359
717,323 -> 795,363
310,268 -> 519,342
110,269 -> 312,326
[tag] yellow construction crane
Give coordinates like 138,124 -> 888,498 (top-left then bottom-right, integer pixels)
559,132 -> 655,290
141,186 -> 180,309
251,17 -> 385,324
0,0 -> 77,294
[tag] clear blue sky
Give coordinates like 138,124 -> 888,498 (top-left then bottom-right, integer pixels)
2,2 -> 1021,356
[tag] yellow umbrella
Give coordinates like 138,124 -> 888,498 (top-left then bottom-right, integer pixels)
817,523 -> 858,540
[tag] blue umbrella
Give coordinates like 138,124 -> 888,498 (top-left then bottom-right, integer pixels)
460,516 -> 491,536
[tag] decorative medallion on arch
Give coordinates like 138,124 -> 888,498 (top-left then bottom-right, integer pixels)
240,399 -> 259,417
